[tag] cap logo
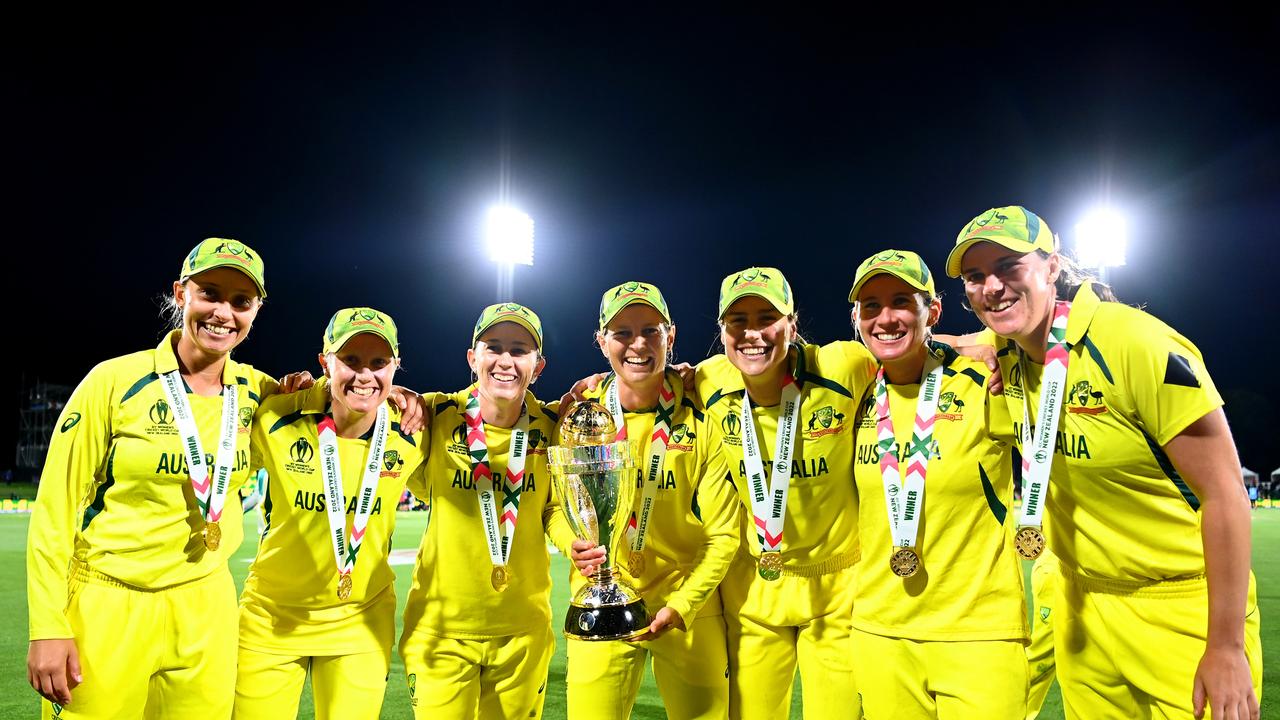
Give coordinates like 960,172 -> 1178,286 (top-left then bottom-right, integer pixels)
212,240 -> 255,266
964,209 -> 1011,239
866,250 -> 908,270
622,281 -> 642,293
733,268 -> 771,290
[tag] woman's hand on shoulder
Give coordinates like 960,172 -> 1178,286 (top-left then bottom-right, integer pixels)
277,371 -> 315,394
389,386 -> 429,435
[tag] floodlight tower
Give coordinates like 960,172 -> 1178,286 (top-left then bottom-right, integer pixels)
485,206 -> 535,301
1074,207 -> 1128,284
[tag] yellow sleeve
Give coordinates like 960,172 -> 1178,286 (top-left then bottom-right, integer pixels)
1114,311 -> 1223,445
27,363 -> 116,639
665,421 -> 741,621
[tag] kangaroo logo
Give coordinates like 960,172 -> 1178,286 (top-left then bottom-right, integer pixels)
290,438 -> 314,464
214,239 -> 255,263
149,399 -> 172,425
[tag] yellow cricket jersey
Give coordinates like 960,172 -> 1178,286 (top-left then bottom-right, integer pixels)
239,381 -> 428,655
851,345 -> 1027,642
693,341 -> 875,574
987,283 -> 1222,582
551,371 -> 741,622
28,330 -> 277,639
401,386 -> 560,640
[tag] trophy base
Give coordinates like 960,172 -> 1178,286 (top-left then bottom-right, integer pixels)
564,581 -> 650,641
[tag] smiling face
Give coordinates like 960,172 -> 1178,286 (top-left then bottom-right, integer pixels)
960,242 -> 1060,350
467,321 -> 545,407
855,274 -> 940,368
597,303 -> 674,389
173,266 -> 262,360
321,333 -> 398,418
720,295 -> 796,379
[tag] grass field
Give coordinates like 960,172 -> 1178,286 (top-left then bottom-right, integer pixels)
2,508 -> 1276,718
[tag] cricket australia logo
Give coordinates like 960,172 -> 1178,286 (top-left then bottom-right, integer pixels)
382,450 -> 404,477
668,423 -> 695,451
804,405 -> 845,439
937,391 -> 966,421
239,405 -> 254,432
965,208 -> 1009,238
1066,380 -> 1108,415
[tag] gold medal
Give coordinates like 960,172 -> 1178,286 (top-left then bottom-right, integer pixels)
757,551 -> 783,582
337,572 -> 353,601
202,521 -> 221,551
889,547 -> 920,578
1014,526 -> 1045,560
629,550 -> 646,576
491,565 -> 510,592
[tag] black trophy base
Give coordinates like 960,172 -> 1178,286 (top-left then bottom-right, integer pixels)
565,597 -> 650,640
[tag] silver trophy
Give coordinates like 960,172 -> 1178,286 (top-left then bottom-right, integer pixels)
549,401 -> 650,640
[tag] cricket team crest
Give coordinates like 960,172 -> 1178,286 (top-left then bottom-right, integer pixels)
668,423 -> 695,451
382,449 -> 404,476
239,405 -> 254,432
804,405 -> 846,439
936,391 -> 966,421
1066,380 -> 1109,415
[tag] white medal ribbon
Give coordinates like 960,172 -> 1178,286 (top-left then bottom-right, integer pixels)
875,355 -> 943,550
1017,300 -> 1073,529
471,405 -> 530,566
740,375 -> 802,555
160,369 -> 237,526
604,376 -> 675,554
317,404 -> 389,581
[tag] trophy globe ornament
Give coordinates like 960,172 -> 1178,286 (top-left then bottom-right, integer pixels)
549,400 -> 650,640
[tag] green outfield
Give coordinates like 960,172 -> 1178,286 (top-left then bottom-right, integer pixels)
1,509 -> 1275,719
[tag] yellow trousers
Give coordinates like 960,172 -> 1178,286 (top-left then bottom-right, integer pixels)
400,624 -> 555,720
233,648 -> 389,720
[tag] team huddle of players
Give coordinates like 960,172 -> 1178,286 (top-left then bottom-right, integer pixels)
26,205 -> 1262,720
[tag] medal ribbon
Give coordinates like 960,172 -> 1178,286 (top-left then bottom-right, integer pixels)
604,375 -> 676,554
317,404 -> 389,584
465,389 -> 530,566
1017,301 -> 1072,529
160,370 -> 237,526
874,354 -> 943,550
740,374 -> 802,555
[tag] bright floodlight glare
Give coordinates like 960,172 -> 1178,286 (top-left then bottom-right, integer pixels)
485,206 -> 535,266
1074,207 -> 1128,269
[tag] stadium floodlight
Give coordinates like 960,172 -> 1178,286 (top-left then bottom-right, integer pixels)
1074,207 -> 1128,274
485,206 -> 535,267
484,205 -> 534,301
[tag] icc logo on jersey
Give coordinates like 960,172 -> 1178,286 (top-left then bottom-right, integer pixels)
291,438 -> 314,463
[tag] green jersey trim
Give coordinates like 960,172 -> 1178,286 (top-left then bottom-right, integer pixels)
979,462 -> 1007,526
1142,430 -> 1200,511
121,372 -> 160,405
81,446 -> 117,531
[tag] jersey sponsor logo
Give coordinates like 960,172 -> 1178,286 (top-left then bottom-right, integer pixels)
720,412 -> 742,446
1066,380 -> 1108,415
156,449 -> 249,475
738,456 -> 829,479
936,391 -> 966,421
667,423 -> 695,451
294,489 -> 383,515
1013,422 -> 1092,460
286,437 -> 316,474
803,405 -> 846,439
60,412 -> 82,433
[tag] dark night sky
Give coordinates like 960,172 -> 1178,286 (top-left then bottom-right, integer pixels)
10,8 -> 1280,472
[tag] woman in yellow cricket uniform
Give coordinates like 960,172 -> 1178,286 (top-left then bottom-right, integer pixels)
235,308 -> 427,719
556,281 -> 741,720
847,250 -> 1028,719
400,302 -> 560,720
949,206 -> 1262,720
693,267 -> 875,720
27,239 -> 276,719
